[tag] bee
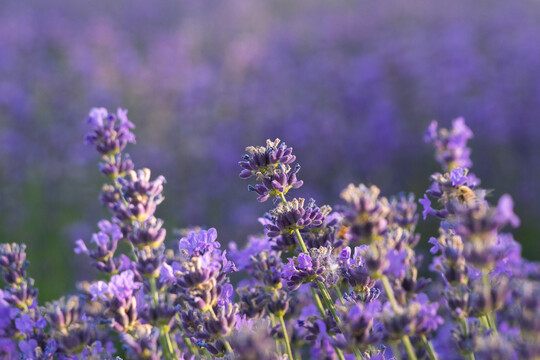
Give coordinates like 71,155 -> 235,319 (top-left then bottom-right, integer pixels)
456,185 -> 476,204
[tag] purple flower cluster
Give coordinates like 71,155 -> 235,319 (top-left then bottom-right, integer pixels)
1,108 -> 539,360
421,119 -> 539,359
4,2 -> 540,306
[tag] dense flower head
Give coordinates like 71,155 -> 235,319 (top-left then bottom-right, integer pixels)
240,139 -> 303,202
247,164 -> 303,202
128,217 -> 167,249
98,153 -> 135,179
424,117 -> 473,171
443,194 -> 520,269
340,246 -> 377,293
389,193 -> 420,231
179,228 -> 220,257
121,325 -> 162,360
239,139 -> 296,180
248,250 -> 283,290
74,221 -> 123,269
85,107 -> 136,156
2,279 -> 38,310
265,198 -> 329,238
90,270 -> 141,304
136,246 -> 165,278
236,286 -> 266,320
0,243 -> 29,285
282,246 -> 339,290
44,296 -> 84,332
200,301 -> 238,340
340,184 -> 390,244
117,168 -> 166,222
342,301 -> 380,344
42,296 -> 102,355
429,231 -> 469,285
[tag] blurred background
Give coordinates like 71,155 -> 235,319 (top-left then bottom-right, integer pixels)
1,0 -> 539,301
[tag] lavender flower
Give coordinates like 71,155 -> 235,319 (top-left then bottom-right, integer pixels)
240,139 -> 303,202
118,168 -> 166,222
85,108 -> 136,156
179,228 -> 220,257
282,247 -> 338,290
74,221 -> 124,274
247,164 -> 304,202
341,246 -> 377,293
0,243 -> 28,286
5,106 -> 540,360
340,184 -> 390,245
239,139 -> 296,180
338,301 -> 381,350
265,198 -> 328,237
424,118 -> 473,171
121,325 -> 162,360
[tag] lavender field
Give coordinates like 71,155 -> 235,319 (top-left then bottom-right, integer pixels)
1,0 -> 540,359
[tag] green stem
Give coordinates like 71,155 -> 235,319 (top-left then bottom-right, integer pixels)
380,276 -> 399,313
160,326 -> 176,360
334,286 -> 346,306
481,272 -> 498,335
487,312 -> 498,334
401,335 -> 417,360
292,227 -> 309,253
479,315 -> 490,331
277,314 -> 295,360
314,279 -> 340,324
270,314 -> 283,356
310,287 -> 326,317
202,347 -> 213,359
149,277 -> 176,360
335,348 -> 346,360
223,339 -> 234,355
149,277 -> 159,307
291,225 -> 341,326
381,276 -> 418,360
421,335 -> 439,360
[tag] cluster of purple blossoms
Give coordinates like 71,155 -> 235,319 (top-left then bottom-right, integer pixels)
1,108 -> 540,360
241,139 -> 303,203
424,118 -> 474,172
421,119 -> 540,359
